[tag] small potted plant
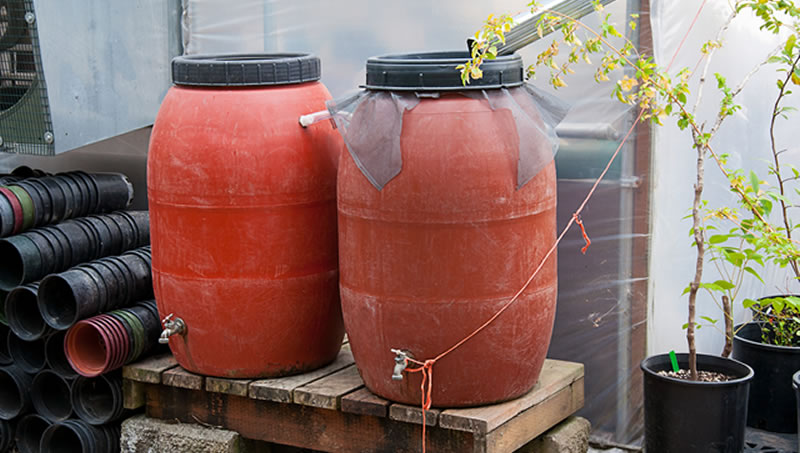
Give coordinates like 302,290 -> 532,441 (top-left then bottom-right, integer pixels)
462,0 -> 800,449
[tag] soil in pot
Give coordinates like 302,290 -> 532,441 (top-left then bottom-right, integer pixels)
657,369 -> 732,382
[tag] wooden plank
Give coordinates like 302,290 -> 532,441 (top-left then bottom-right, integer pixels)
486,377 -> 584,453
145,384 -> 479,453
341,387 -> 391,418
439,359 -> 584,434
293,365 -> 364,410
162,366 -> 205,390
206,376 -> 253,397
122,353 -> 178,384
249,344 -> 354,403
122,378 -> 145,410
389,403 -> 440,427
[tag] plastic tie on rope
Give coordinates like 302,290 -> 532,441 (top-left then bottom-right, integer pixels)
573,213 -> 591,254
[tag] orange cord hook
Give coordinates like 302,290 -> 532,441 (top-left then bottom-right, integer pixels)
573,213 -> 591,254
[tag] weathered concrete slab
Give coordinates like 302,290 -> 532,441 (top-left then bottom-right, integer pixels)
121,414 -> 243,453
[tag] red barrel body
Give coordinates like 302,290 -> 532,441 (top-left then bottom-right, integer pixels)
339,93 -> 558,406
148,55 -> 343,378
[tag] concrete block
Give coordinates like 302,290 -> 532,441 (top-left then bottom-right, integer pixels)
519,416 -> 591,453
121,414 -> 245,453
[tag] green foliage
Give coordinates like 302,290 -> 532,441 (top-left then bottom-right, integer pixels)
752,296 -> 800,346
456,14 -> 514,85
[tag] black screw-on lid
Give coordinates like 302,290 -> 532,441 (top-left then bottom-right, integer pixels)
365,51 -> 524,91
172,53 -> 321,87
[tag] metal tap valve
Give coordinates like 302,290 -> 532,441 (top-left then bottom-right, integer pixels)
159,314 -> 186,344
391,349 -> 412,381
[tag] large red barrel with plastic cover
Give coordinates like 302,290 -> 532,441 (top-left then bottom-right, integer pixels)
334,52 -> 563,406
147,54 -> 344,378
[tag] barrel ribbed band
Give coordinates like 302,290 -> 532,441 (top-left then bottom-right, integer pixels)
172,54 -> 321,87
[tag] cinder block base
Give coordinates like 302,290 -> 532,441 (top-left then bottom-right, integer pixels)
519,416 -> 591,453
121,415 -> 244,453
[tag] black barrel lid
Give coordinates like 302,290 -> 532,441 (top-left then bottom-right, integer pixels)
365,51 -> 524,91
172,53 -> 321,87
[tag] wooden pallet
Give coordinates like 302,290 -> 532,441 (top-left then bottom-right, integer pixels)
123,346 -> 584,453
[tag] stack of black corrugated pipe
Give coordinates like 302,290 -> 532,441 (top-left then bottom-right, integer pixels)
0,169 -> 163,453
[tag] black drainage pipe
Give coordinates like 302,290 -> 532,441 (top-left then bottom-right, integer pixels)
0,210 -> 150,291
14,413 -> 52,453
45,330 -> 78,379
0,324 -> 10,366
40,419 -> 119,453
39,246 -> 153,330
6,282 -> 52,341
0,365 -> 33,419
7,332 -> 47,374
0,290 -> 6,325
10,166 -> 49,178
0,172 -> 133,238
0,418 -> 13,452
31,369 -> 74,422
71,373 -> 126,425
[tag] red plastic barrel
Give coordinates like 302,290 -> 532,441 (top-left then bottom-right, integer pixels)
147,54 -> 344,378
337,52 -> 558,407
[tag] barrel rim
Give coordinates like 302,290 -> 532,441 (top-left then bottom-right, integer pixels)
365,51 -> 524,91
172,53 -> 321,87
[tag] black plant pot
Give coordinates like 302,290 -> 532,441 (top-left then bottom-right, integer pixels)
641,353 -> 753,453
733,322 -> 800,433
794,370 -> 800,451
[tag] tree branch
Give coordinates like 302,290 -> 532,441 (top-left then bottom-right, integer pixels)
769,51 -> 800,280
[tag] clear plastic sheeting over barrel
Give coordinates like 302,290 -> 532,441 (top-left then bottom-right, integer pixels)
327,84 -> 568,191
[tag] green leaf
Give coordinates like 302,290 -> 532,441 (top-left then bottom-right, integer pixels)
786,34 -> 796,56
709,234 -> 729,244
723,250 -> 746,267
785,296 -> 800,308
743,298 -> 758,309
715,73 -> 726,89
700,282 -> 723,292
700,316 -> 718,324
743,266 -> 765,284
749,170 -> 760,193
682,286 -> 691,295
760,198 -> 773,214
713,280 -> 736,290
